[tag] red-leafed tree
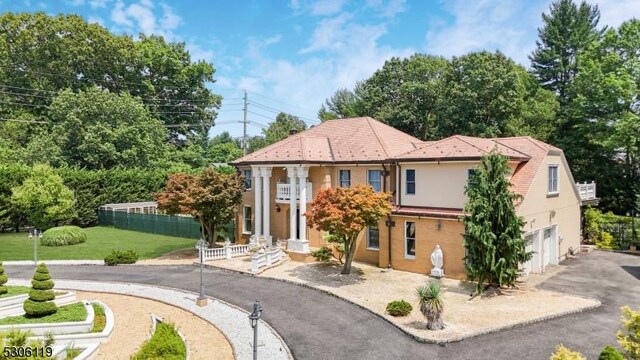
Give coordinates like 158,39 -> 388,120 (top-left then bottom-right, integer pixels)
306,184 -> 392,274
155,168 -> 244,246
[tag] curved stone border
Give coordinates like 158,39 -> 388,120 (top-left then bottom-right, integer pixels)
203,263 -> 602,344
7,279 -> 292,360
0,301 -> 94,336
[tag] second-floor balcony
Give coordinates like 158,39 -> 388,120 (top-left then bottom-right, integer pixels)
576,181 -> 597,203
276,182 -> 313,203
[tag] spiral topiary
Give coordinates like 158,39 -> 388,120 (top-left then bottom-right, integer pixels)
23,263 -> 57,317
0,261 -> 8,295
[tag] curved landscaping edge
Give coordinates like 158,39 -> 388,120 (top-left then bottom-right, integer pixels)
198,262 -> 603,344
7,278 -> 292,360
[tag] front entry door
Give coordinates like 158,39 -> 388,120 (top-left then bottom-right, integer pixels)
296,209 -> 300,239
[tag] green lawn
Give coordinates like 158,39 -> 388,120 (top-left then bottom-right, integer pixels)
0,286 -> 30,299
0,227 -> 197,261
0,302 -> 86,325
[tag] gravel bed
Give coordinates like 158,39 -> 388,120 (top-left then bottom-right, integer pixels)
8,279 -> 292,360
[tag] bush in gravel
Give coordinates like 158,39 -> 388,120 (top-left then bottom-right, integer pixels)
0,262 -> 8,295
104,249 -> 139,266
598,345 -> 625,360
24,264 -> 57,317
386,300 -> 412,317
41,226 -> 87,247
550,345 -> 586,360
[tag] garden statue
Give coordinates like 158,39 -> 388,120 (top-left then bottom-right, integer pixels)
430,245 -> 444,278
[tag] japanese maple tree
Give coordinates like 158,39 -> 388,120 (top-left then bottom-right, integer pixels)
156,168 -> 244,246
306,184 -> 392,274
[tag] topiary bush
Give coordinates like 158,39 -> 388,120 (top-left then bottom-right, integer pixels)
104,250 -> 139,266
310,247 -> 333,262
598,345 -> 625,360
41,226 -> 87,247
24,264 -> 57,317
386,300 -> 413,317
0,262 -> 8,295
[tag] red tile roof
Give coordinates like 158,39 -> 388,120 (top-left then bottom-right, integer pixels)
393,135 -> 531,161
232,117 -> 425,164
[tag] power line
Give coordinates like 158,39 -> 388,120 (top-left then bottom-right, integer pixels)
251,92 -> 318,114
249,100 -> 320,125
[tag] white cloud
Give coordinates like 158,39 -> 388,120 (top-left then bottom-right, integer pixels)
309,0 -> 347,16
425,0 -> 547,66
365,0 -> 406,18
89,0 -> 109,9
186,42 -> 214,62
592,0 -> 640,28
67,0 -> 85,6
87,16 -> 105,26
246,35 -> 282,59
110,0 -> 181,40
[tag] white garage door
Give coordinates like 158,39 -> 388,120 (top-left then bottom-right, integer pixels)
524,231 -> 541,274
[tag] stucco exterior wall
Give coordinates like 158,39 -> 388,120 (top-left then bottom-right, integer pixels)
517,154 -> 581,263
398,162 -> 477,209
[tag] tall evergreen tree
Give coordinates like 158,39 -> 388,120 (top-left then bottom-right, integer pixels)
530,0 -> 602,104
463,152 -> 532,294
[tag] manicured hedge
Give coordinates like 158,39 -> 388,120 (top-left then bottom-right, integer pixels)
41,226 -> 87,246
104,250 -> 139,266
131,322 -> 186,360
0,165 -> 174,229
24,264 -> 57,317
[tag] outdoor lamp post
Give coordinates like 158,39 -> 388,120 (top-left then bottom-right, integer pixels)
196,239 -> 208,307
249,300 -> 263,360
28,228 -> 42,266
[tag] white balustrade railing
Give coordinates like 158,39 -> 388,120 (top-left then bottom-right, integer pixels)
576,181 -> 597,200
251,246 -> 283,273
200,242 -> 251,261
276,182 -> 312,202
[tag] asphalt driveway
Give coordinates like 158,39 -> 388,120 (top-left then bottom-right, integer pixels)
5,250 -> 639,359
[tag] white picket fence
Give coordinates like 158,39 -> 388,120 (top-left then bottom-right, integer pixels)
251,247 -> 283,273
200,243 -> 250,261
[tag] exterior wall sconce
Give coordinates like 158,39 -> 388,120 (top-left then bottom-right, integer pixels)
436,220 -> 442,231
276,205 -> 281,212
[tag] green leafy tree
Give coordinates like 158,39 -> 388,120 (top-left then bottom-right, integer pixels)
11,164 -> 75,230
306,184 -> 392,274
530,0 -> 603,103
617,306 -> 640,359
0,262 -> 8,295
207,142 -> 243,163
156,168 -> 244,246
48,87 -> 170,169
463,152 -> 532,293
318,88 -> 365,121
23,264 -> 57,317
261,112 -> 307,146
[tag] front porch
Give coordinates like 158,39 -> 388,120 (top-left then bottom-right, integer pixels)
249,165 -> 313,254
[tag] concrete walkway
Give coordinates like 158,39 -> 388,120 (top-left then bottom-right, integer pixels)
6,279 -> 293,360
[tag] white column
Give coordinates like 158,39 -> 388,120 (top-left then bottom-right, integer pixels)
261,167 -> 272,247
288,167 -> 298,247
298,167 -> 310,253
252,166 -> 262,237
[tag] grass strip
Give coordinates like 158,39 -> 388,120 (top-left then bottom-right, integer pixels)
0,302 -> 87,325
91,303 -> 106,333
0,286 -> 30,299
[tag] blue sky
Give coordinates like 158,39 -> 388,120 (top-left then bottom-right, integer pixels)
3,0 -> 639,139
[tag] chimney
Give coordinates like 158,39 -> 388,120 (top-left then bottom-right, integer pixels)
289,129 -> 298,136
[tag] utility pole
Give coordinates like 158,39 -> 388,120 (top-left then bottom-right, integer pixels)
243,90 -> 248,156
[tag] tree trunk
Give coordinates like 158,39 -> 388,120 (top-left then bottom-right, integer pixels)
421,303 -> 444,330
210,223 -> 217,248
341,236 -> 357,274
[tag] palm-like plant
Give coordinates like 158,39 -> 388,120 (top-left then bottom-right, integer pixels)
416,280 -> 445,330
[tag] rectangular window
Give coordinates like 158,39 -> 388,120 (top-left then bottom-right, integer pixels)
243,206 -> 252,234
467,168 -> 478,186
339,170 -> 351,187
405,221 -> 416,258
548,165 -> 559,194
367,226 -> 380,250
405,169 -> 416,195
368,170 -> 382,192
243,169 -> 252,190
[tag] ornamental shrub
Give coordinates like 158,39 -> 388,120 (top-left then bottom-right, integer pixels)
311,247 -> 333,262
386,300 -> 413,317
0,262 -> 8,295
41,226 -> 87,247
550,345 -> 586,360
131,322 -> 186,360
596,232 -> 617,250
104,250 -> 139,266
598,345 -> 625,360
24,264 -> 57,317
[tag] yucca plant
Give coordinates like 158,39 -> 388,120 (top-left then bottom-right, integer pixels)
416,279 -> 444,330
